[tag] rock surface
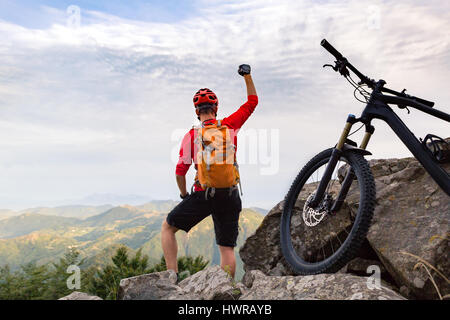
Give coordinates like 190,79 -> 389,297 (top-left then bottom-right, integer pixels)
365,158 -> 449,299
116,265 -> 404,300
167,266 -> 242,300
239,155 -> 449,299
59,291 -> 102,300
118,269 -> 180,300
240,270 -> 405,300
117,266 -> 242,300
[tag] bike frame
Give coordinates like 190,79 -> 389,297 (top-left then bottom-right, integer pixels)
362,98 -> 450,195
310,80 -> 450,209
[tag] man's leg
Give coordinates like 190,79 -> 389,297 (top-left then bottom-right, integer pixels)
162,192 -> 211,273
161,220 -> 179,272
219,245 -> 236,278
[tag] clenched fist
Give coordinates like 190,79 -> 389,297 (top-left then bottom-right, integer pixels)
238,64 -> 251,76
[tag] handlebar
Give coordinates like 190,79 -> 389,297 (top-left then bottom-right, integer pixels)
320,39 -> 343,60
320,38 -> 435,108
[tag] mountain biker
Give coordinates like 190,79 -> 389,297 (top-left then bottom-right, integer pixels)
161,64 -> 258,279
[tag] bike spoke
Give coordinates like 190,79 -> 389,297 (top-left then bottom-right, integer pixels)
329,237 -> 335,255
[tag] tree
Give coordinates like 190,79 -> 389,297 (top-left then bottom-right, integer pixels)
0,262 -> 51,300
45,248 -> 86,299
0,265 -> 16,299
88,246 -> 151,300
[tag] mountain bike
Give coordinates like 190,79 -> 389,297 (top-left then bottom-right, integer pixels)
280,39 -> 450,275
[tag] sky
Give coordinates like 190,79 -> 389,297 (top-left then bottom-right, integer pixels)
0,0 -> 449,210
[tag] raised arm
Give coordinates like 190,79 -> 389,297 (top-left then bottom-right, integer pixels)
239,64 -> 257,96
244,75 -> 256,96
222,65 -> 258,130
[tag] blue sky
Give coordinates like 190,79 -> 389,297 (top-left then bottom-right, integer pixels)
0,0 -> 449,210
0,0 -> 196,27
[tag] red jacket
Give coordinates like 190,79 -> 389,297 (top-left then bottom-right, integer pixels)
176,95 -> 258,191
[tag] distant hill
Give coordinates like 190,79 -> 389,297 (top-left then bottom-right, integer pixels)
137,200 -> 179,213
0,199 -> 178,221
19,205 -> 114,219
0,214 -> 80,239
65,193 -> 152,206
0,209 -> 16,220
249,207 -> 269,215
0,201 -> 263,279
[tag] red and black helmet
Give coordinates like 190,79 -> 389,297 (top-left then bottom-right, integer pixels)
193,88 -> 218,108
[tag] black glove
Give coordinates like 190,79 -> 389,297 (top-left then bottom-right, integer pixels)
238,64 -> 251,76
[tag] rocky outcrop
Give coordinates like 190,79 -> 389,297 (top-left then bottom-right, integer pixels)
116,265 -> 404,300
59,291 -> 102,300
365,158 -> 449,299
117,266 -> 243,300
240,270 -> 404,300
239,156 -> 449,299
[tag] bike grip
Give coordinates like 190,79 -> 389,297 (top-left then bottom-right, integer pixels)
413,96 -> 435,108
321,39 -> 343,60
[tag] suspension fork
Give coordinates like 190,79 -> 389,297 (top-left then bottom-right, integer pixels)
309,114 -> 357,208
329,123 -> 375,213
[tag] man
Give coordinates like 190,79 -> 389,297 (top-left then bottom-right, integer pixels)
161,64 -> 257,279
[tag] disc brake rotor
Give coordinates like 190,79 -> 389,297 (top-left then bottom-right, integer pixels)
302,193 -> 333,227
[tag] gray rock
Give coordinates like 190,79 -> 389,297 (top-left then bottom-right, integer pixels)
346,257 -> 386,275
168,266 -> 240,300
365,158 -> 449,299
59,291 -> 102,300
239,153 -> 449,300
239,201 -> 289,275
118,266 -> 241,300
240,270 -> 405,300
118,270 -> 181,300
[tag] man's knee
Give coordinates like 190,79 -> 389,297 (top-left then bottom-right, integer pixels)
162,220 -> 178,233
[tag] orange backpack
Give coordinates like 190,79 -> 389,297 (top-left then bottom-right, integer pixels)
194,120 -> 241,193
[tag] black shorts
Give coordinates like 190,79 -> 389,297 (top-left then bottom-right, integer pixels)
166,188 -> 242,247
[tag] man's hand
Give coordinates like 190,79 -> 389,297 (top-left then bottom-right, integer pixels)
238,64 -> 251,76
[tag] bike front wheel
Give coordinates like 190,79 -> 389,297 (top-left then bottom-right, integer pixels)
280,148 -> 376,275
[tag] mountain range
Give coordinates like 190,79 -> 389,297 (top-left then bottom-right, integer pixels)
0,200 -> 264,279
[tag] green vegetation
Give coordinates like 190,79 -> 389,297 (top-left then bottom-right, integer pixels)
0,248 -> 88,300
0,246 -> 209,300
88,247 -> 151,300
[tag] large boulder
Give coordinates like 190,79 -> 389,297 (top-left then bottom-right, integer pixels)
118,269 -> 181,300
167,266 -> 242,300
239,201 -> 287,275
365,158 -> 449,299
239,156 -> 449,299
59,291 -> 102,300
240,270 -> 405,300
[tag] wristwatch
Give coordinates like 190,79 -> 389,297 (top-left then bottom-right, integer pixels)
180,193 -> 189,199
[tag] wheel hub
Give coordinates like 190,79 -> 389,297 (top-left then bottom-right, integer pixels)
303,193 -> 333,227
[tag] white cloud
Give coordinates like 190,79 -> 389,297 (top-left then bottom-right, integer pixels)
0,0 -> 449,209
